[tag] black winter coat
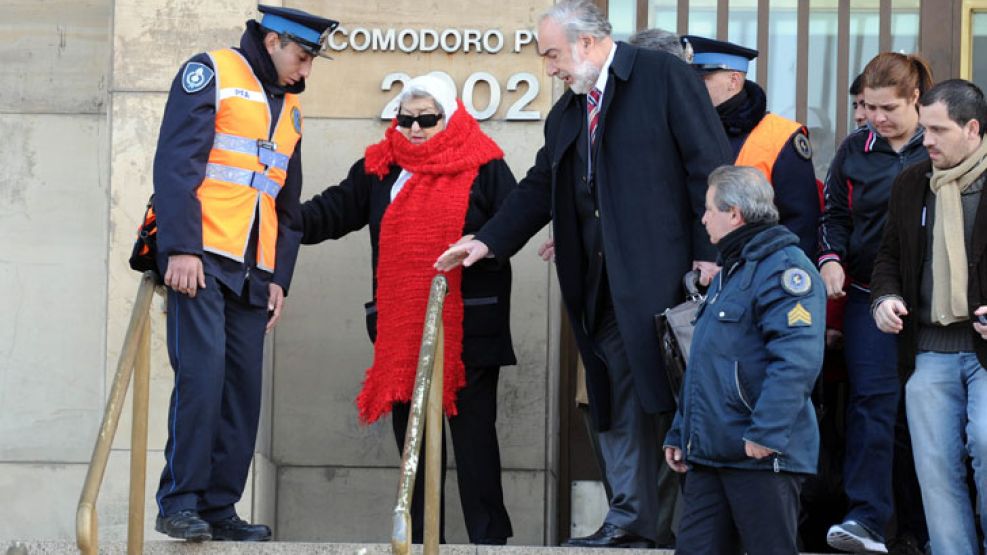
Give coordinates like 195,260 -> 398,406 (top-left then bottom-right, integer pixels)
474,42 -> 733,429
871,160 -> 987,380
301,157 -> 518,369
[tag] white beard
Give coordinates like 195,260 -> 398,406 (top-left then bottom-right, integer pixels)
566,45 -> 600,95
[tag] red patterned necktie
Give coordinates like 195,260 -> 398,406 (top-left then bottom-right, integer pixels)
587,87 -> 602,145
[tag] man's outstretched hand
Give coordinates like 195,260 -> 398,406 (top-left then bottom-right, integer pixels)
435,238 -> 490,271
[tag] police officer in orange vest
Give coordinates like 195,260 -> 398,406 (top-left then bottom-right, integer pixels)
152,5 -> 337,541
683,36 -> 820,258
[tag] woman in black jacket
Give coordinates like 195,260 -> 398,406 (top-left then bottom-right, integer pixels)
817,53 -> 933,553
300,74 -> 516,545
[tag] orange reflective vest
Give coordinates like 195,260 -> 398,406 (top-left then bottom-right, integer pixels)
198,48 -> 302,272
735,113 -> 804,184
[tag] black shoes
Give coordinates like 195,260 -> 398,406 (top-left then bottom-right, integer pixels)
210,515 -> 272,542
562,523 -> 656,548
156,511 -> 271,542
155,510 -> 212,542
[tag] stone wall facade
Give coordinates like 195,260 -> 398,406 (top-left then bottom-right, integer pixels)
0,0 -> 559,544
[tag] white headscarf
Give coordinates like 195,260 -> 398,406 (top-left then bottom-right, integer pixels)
398,73 -> 458,122
390,73 -> 461,200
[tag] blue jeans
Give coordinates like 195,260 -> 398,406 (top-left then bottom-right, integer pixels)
841,288 -> 899,537
906,351 -> 987,554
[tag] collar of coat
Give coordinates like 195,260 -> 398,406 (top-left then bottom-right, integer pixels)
739,225 -> 800,262
558,41 -> 636,110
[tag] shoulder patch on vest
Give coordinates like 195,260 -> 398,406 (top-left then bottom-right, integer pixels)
781,267 -> 812,296
291,106 -> 302,134
181,62 -> 214,94
793,132 -> 812,160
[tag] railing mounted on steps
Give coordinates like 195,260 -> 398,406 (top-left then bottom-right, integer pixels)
77,271 -> 158,555
392,275 -> 448,555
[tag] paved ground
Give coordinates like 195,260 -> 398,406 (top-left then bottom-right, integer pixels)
4,540 -> 844,555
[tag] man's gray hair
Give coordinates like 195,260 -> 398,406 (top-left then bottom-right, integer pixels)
629,28 -> 685,61
708,165 -> 779,225
540,0 -> 612,42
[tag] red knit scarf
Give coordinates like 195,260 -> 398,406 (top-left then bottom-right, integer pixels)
356,100 -> 504,424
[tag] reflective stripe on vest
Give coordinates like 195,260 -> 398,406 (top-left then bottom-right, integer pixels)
198,48 -> 302,271
735,113 -> 804,184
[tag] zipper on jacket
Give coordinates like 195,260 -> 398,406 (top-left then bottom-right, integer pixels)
773,457 -> 780,473
734,361 -> 753,412
709,271 -> 725,304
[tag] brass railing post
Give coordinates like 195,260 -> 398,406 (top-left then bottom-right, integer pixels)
77,271 -> 157,555
424,322 -> 444,555
392,275 -> 448,555
128,314 -> 151,554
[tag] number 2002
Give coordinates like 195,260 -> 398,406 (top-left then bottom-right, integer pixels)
380,71 -> 541,121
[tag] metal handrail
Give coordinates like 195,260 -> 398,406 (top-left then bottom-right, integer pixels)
392,275 -> 448,555
77,271 -> 158,555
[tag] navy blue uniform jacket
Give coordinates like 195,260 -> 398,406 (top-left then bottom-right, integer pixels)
153,22 -> 304,307
665,226 -> 824,474
474,43 -> 733,429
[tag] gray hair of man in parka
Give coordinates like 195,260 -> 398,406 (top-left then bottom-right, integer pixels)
708,165 -> 779,225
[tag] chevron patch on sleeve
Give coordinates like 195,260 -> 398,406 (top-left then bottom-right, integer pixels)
787,302 -> 813,327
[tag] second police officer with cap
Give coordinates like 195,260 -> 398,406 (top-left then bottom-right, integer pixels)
683,35 -> 820,259
152,4 -> 337,541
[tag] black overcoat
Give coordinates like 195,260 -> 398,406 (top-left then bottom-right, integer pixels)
475,42 -> 733,429
301,157 -> 518,369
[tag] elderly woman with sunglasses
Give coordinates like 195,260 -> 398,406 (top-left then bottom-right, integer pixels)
300,74 -> 517,545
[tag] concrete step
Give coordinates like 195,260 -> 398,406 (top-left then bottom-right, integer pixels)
4,540 -> 843,555
4,542 -> 673,555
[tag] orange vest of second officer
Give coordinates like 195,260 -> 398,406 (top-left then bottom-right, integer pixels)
735,112 -> 804,184
199,48 -> 302,272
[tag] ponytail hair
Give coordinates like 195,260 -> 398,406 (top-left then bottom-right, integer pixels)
861,52 -> 934,101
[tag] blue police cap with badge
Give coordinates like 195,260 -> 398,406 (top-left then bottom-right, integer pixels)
681,35 -> 758,73
258,5 -> 339,58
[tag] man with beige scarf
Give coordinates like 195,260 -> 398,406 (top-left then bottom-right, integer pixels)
871,78 -> 987,555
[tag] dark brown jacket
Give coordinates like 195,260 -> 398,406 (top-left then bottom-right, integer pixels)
871,159 -> 987,381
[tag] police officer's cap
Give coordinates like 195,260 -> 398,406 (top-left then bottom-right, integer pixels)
258,5 -> 339,58
682,35 -> 758,73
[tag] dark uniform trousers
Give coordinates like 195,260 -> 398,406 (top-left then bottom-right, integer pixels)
156,273 -> 267,521
390,365 -> 513,544
676,465 -> 803,555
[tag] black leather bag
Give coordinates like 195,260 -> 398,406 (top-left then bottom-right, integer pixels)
128,195 -> 162,282
655,271 -> 704,402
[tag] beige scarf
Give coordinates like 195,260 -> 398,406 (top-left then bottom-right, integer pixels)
928,138 -> 987,325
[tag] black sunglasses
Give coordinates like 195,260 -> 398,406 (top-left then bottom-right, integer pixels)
396,113 -> 444,129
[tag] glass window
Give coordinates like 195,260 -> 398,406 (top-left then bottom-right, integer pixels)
972,11 -> 987,92
891,0 -> 921,55
728,1 -> 758,81
648,0 -> 678,32
688,0 -> 718,38
609,0 -> 638,41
